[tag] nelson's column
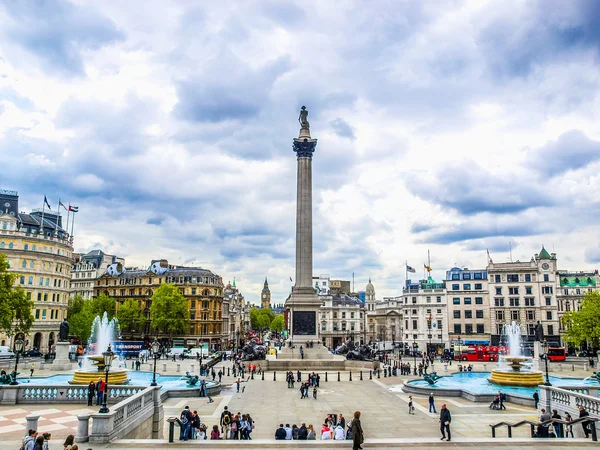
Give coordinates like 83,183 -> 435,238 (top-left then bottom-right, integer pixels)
285,106 -> 321,344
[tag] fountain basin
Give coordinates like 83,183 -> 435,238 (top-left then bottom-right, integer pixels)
70,368 -> 129,385
488,369 -> 544,387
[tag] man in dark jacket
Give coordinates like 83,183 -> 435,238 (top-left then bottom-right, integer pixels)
298,423 -> 308,440
179,406 -> 192,441
275,424 -> 287,440
439,404 -> 451,441
579,405 -> 591,438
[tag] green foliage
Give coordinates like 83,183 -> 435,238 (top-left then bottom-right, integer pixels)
67,294 -> 116,343
0,253 -> 34,336
116,298 -> 147,334
149,284 -> 188,338
270,315 -> 284,333
250,307 -> 275,330
562,291 -> 600,347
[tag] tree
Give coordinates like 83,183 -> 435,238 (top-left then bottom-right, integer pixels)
250,307 -> 275,330
0,253 -> 34,337
67,294 -> 117,343
150,284 -> 188,341
562,291 -> 600,348
117,298 -> 146,334
270,315 -> 284,333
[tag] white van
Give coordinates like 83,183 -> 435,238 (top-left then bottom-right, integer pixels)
0,346 -> 15,359
187,347 -> 210,358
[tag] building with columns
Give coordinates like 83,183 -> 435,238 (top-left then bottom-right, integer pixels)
0,189 -> 74,352
71,249 -> 124,300
224,279 -> 250,349
319,293 -> 365,348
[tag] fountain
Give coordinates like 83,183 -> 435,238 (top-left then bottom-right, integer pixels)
488,321 -> 544,387
70,312 -> 130,385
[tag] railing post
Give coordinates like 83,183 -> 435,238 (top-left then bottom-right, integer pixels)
25,414 -> 39,435
530,424 -> 535,438
360,371 -> 363,380
337,371 -> 340,382
261,371 -> 264,381
349,371 -> 352,381
591,421 -> 598,442
75,414 -> 90,443
507,425 -> 512,438
491,426 -> 496,438
369,370 -> 372,380
273,371 -> 276,381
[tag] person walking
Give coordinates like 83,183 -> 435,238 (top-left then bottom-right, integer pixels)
236,377 -> 241,394
86,381 -> 95,406
579,405 -> 591,438
498,390 -> 506,410
439,404 -> 451,441
564,412 -> 574,438
352,411 -> 364,450
313,385 -> 318,399
299,346 -> 304,360
300,383 -> 306,399
551,409 -> 563,438
429,393 -> 437,413
408,395 -> 415,414
220,406 -> 232,439
29,363 -> 35,377
532,390 -> 539,409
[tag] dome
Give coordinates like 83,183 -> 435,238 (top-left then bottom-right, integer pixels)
366,277 -> 375,294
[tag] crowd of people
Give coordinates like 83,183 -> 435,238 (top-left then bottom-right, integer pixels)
215,406 -> 255,440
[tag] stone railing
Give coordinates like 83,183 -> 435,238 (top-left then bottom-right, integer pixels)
89,386 -> 162,443
0,384 -> 146,405
539,385 -> 600,436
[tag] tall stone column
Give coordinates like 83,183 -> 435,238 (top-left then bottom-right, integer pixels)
285,107 -> 321,344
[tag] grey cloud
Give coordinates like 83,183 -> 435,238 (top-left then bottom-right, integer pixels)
330,118 -> 356,140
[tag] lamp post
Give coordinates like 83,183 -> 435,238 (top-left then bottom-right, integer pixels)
457,336 -> 462,361
412,341 -> 417,375
10,338 -> 24,385
542,340 -> 552,386
150,339 -> 160,387
99,344 -> 115,413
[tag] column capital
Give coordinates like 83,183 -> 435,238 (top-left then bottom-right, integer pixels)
293,138 -> 317,159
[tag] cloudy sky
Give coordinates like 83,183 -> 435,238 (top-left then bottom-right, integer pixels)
1,0 -> 600,305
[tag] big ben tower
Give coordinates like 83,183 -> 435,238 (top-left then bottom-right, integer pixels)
261,277 -> 271,309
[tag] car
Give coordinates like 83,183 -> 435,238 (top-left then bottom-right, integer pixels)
0,346 -> 15,359
23,349 -> 43,357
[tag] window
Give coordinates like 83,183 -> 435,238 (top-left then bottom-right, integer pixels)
477,324 -> 484,334
191,288 -> 196,295
542,286 -> 553,294
437,309 -> 442,314
412,297 -> 416,304
42,309 -> 46,320
576,288 -> 581,295
526,310 -> 535,321
43,293 -> 48,301
546,311 -> 552,320
495,275 -> 501,283
29,261 -> 34,269
465,324 -> 473,334
494,298 -> 504,307
454,324 -> 461,334
495,287 -> 502,295
544,274 -> 549,282
27,276 -> 33,285
476,310 -> 484,319
453,311 -> 461,319
465,310 -> 472,319
496,311 -> 505,320
453,298 -> 460,305
463,273 -> 471,280
436,296 -> 441,303
341,312 -> 346,319
474,283 -> 482,290
507,274 -> 519,282
452,273 -> 460,280
464,297 -> 472,305
20,275 -> 25,284
37,293 -> 41,301
475,297 -> 483,305
509,298 -> 520,307
35,309 -> 40,319
525,297 -> 535,306
426,296 -> 431,303
528,324 -> 535,335
412,320 -> 417,330
548,325 -> 554,336
24,244 -> 29,250
461,283 -> 470,290
526,287 -> 532,295
509,287 -> 519,295
412,309 -> 417,314
545,297 -> 552,306
525,274 -> 531,282
510,310 -> 520,321
21,260 -> 27,268
321,323 -> 326,331
8,243 -> 13,249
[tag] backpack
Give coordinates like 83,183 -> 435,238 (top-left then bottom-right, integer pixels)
180,411 -> 189,425
223,413 -> 231,425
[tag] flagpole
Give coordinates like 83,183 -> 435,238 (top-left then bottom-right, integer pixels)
40,195 -> 46,236
65,203 -> 71,237
405,260 -> 408,289
71,210 -> 76,236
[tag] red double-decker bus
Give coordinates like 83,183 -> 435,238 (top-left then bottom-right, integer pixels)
454,345 -> 507,362
547,347 -> 567,361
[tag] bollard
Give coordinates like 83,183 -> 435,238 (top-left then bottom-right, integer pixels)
584,362 -> 588,371
25,414 -> 39,435
273,371 -> 276,381
572,365 -> 575,371
384,368 -> 387,378
251,371 -> 254,380
191,364 -> 195,373
349,371 -> 352,381
39,362 -> 44,371
262,371 -> 264,380
483,364 -> 487,372
176,364 -> 181,373
167,417 -> 178,443
228,367 -> 230,376
558,363 -> 561,372
337,371 -> 340,382
444,364 -> 448,372
369,370 -> 372,380
132,361 -> 135,369
325,372 -> 328,382
148,364 -> 152,371
360,371 -> 363,380
377,369 -> 380,379
75,414 -> 90,443
162,363 -> 167,373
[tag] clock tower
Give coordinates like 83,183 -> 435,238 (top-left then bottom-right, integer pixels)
261,277 -> 271,309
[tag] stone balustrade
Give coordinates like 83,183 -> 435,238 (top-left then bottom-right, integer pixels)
539,385 -> 600,436
0,384 -> 146,405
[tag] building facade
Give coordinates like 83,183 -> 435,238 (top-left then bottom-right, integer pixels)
0,189 -> 74,352
487,247 -> 560,346
401,276 -> 448,353
94,259 -> 225,350
71,250 -> 124,300
224,279 -> 250,349
319,293 -> 365,348
556,271 -> 600,346
261,277 -> 271,308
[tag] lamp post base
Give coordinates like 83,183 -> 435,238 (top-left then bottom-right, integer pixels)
98,405 -> 110,414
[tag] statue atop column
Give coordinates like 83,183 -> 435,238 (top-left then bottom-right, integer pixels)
298,106 -> 310,130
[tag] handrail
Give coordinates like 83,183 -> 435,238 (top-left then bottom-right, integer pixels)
490,417 -> 599,441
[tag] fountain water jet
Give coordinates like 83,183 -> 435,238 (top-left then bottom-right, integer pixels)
488,321 -> 543,387
70,312 -> 129,385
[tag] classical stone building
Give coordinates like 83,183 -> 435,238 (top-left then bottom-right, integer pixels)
0,189 -> 74,352
94,259 -> 224,350
224,279 -> 250,349
445,267 -> 491,348
319,293 -> 365,348
487,247 -> 560,346
71,249 -> 124,300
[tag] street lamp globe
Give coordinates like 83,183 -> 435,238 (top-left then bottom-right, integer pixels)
14,339 -> 24,353
103,344 -> 115,369
151,339 -> 160,355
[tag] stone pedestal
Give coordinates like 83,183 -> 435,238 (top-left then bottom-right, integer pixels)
532,341 -> 542,372
75,414 -> 90,442
51,341 -> 73,370
25,414 -> 39,434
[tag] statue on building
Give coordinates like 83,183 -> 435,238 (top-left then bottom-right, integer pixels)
535,320 -> 544,342
298,106 -> 310,130
59,319 -> 70,342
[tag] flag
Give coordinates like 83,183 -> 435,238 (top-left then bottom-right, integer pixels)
59,201 -> 68,210
424,264 -> 432,271
69,205 -> 79,212
406,265 -> 416,273
289,277 -> 293,282
44,195 -> 51,209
